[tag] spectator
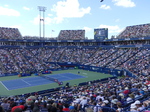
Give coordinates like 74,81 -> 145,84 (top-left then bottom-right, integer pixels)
130,103 -> 138,112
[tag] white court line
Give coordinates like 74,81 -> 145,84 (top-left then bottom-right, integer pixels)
82,73 -> 88,77
83,73 -> 87,75
0,81 -> 9,91
21,79 -> 31,85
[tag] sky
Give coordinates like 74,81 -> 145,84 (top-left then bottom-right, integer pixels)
0,0 -> 150,39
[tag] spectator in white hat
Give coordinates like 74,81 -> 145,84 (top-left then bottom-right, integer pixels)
130,103 -> 138,112
134,100 -> 145,111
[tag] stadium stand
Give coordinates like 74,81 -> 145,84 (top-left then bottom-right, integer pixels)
0,27 -> 22,39
0,25 -> 150,112
57,30 -> 85,40
0,47 -> 149,77
116,23 -> 150,39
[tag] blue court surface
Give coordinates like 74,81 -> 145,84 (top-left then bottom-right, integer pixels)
0,73 -> 85,90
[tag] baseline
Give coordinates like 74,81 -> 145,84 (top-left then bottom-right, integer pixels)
0,81 -> 9,91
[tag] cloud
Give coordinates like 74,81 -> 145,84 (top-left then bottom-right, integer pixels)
48,14 -> 53,16
51,0 -> 91,23
83,27 -> 92,32
112,0 -> 136,7
0,6 -> 20,16
23,6 -> 30,11
100,4 -> 111,10
99,24 -> 123,34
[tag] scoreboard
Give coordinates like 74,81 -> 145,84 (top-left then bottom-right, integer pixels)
94,28 -> 108,40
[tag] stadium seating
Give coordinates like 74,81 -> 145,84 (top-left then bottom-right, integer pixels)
0,27 -> 22,39
58,30 -> 85,40
0,24 -> 150,112
116,23 -> 150,39
0,47 -> 149,78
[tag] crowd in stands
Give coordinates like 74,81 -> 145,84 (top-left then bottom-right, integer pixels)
60,48 -> 74,63
0,48 -> 61,74
104,49 -> 140,69
0,75 -> 150,112
50,48 -> 64,62
0,49 -> 19,73
83,48 -> 150,76
0,27 -> 22,39
45,42 -> 98,47
122,49 -> 150,76
82,48 -> 97,64
105,40 -> 150,46
58,30 -> 85,40
0,27 -> 86,40
0,27 -> 55,40
70,48 -> 83,63
0,47 -> 149,77
117,24 -> 150,39
23,36 -> 55,40
0,24 -> 150,112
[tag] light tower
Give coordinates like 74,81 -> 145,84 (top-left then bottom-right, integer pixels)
38,6 -> 46,39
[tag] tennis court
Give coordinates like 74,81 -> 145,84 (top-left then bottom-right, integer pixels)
1,73 -> 85,90
0,69 -> 112,96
